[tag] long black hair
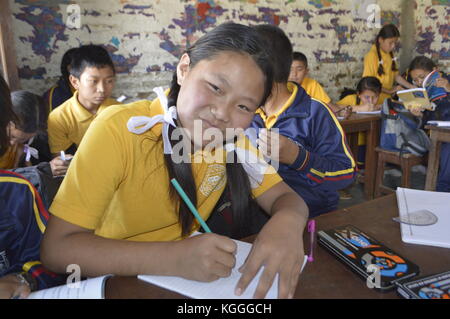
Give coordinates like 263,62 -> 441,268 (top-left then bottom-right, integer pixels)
0,75 -> 17,156
165,22 -> 274,237
11,90 -> 45,134
375,24 -> 400,76
408,56 -> 436,73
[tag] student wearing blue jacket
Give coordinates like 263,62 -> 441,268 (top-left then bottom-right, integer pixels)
251,25 -> 357,217
0,76 -> 65,299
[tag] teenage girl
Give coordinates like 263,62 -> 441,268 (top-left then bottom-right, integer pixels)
363,24 -> 415,103
41,22 -> 309,299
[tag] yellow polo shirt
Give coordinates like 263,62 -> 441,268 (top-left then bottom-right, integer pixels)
50,98 -> 282,242
47,91 -> 119,154
301,77 -> 331,104
363,44 -> 398,102
256,82 -> 298,129
0,144 -> 19,169
337,94 -> 384,109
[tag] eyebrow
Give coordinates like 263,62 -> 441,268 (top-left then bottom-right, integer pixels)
212,73 -> 259,105
86,74 -> 116,79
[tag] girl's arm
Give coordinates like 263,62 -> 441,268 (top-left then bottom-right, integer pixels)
41,215 -> 237,282
235,181 -> 308,299
395,74 -> 416,89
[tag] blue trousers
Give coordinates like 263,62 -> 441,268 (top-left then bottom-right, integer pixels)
436,142 -> 450,192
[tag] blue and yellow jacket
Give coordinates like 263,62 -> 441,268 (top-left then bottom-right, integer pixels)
0,170 -> 65,290
250,82 -> 356,217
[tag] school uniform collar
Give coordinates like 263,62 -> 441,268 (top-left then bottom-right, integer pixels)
255,82 -> 297,125
254,82 -> 310,128
70,91 -> 110,122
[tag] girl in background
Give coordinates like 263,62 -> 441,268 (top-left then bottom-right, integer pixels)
363,24 -> 415,103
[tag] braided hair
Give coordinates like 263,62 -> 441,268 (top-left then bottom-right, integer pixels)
375,24 -> 400,76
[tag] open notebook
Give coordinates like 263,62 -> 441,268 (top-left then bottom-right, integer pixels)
27,275 -> 111,299
138,237 -> 308,299
396,187 -> 450,249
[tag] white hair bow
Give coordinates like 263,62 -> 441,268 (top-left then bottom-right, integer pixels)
23,144 -> 39,162
127,87 -> 177,154
224,142 -> 269,189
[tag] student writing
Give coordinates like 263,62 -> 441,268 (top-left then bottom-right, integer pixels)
41,22 -> 309,299
0,76 -> 65,299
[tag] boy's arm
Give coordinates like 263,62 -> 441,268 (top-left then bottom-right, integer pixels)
47,113 -> 74,155
291,113 -> 356,190
258,111 -> 356,191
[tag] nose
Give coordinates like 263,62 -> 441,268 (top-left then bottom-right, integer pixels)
211,104 -> 230,124
97,81 -> 105,93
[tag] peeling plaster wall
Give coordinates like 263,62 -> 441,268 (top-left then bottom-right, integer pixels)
9,0 -> 449,103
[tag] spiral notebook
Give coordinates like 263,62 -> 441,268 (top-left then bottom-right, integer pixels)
396,188 -> 450,249
138,237 -> 308,299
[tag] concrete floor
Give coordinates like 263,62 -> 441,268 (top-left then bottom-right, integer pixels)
337,165 -> 427,209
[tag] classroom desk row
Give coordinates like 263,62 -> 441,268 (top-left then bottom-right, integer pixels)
105,193 -> 450,299
339,115 -> 450,198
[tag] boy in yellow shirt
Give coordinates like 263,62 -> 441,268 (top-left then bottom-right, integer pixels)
47,45 -> 119,159
289,51 -> 341,112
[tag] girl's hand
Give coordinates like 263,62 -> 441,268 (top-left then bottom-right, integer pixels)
391,85 -> 404,95
0,274 -> 31,299
257,129 -> 299,165
175,233 -> 237,282
236,209 -> 305,299
50,154 -> 73,177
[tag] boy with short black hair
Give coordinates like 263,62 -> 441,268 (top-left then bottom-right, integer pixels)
252,25 -> 356,217
47,44 -> 119,158
289,51 -> 337,109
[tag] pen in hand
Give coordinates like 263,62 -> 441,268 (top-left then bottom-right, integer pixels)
170,178 -> 212,233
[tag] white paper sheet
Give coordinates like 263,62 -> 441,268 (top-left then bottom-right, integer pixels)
27,275 -> 111,299
396,187 -> 450,248
138,239 -> 308,299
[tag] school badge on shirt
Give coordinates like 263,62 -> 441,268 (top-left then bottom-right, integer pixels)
199,164 -> 226,197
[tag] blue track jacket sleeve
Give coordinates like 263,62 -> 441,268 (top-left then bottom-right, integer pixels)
289,103 -> 357,190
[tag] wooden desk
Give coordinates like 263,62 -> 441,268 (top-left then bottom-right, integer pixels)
339,114 -> 381,199
424,125 -> 450,191
105,194 -> 450,299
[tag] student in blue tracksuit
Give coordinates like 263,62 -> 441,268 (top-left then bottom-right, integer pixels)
251,25 -> 356,217
0,76 -> 65,299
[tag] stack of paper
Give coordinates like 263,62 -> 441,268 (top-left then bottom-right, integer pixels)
396,187 -> 450,248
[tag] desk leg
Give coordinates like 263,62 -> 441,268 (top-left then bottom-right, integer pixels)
364,120 -> 380,199
425,137 -> 441,191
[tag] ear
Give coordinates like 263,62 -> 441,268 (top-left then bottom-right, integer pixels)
176,53 -> 191,86
69,74 -> 80,90
305,68 -> 309,76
